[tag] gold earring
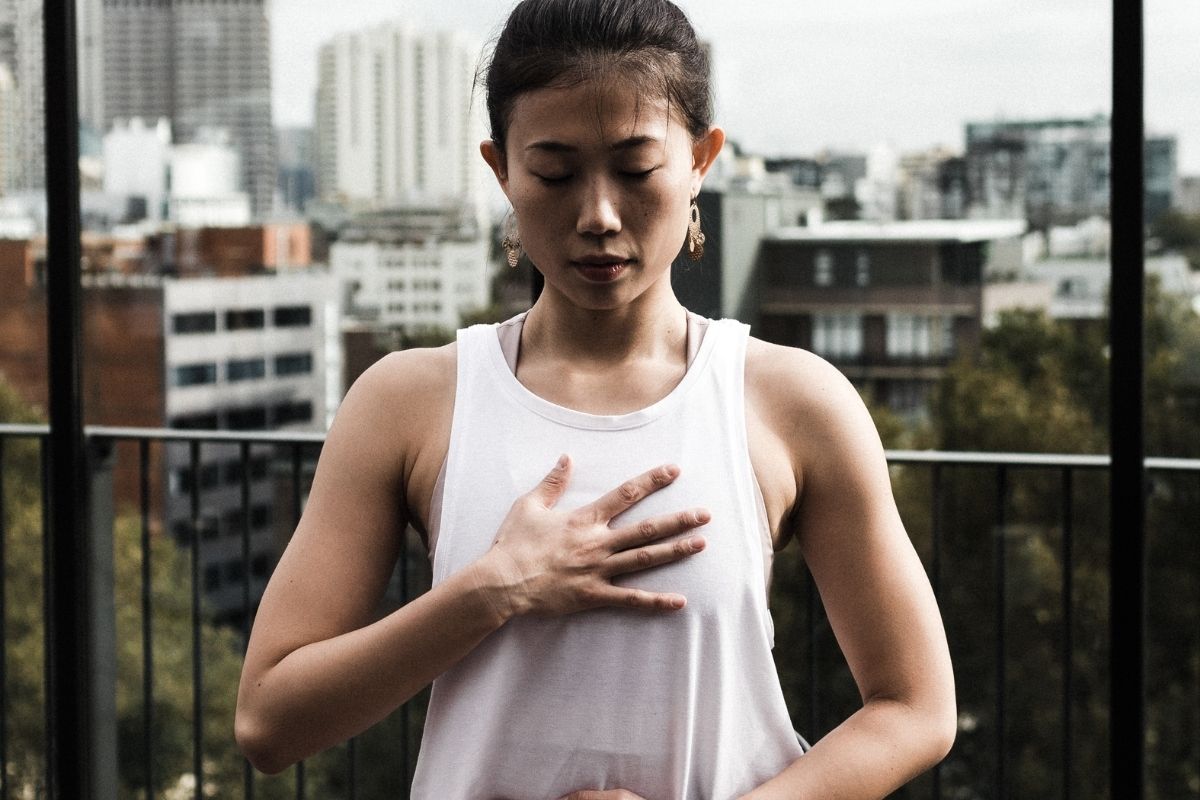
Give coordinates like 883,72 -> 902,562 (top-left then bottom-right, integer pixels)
687,198 -> 705,262
501,214 -> 522,268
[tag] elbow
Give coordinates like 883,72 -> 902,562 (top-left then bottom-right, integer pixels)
921,688 -> 958,767
235,707 -> 294,776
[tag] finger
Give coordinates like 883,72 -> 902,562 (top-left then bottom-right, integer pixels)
608,507 -> 710,552
604,533 -> 706,577
589,464 -> 679,521
529,454 -> 572,508
592,585 -> 688,612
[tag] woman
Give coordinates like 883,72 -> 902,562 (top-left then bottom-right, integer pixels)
235,0 -> 956,797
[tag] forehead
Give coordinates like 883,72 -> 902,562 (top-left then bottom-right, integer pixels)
505,79 -> 682,151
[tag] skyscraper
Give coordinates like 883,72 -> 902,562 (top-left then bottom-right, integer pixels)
314,22 -> 484,211
102,0 -> 275,217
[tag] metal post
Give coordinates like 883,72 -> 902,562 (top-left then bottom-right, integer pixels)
1110,0 -> 1146,797
41,0 -> 89,794
86,441 -> 118,799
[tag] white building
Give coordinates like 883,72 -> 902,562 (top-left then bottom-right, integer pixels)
331,206 -> 490,333
160,270 -> 340,617
168,136 -> 251,227
314,22 -> 486,215
102,119 -> 251,226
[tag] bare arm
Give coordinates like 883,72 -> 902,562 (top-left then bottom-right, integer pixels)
234,349 -> 710,774
740,344 -> 956,800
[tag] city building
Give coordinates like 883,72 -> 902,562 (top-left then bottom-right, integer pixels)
276,126 -> 316,214
984,253 -> 1196,328
330,205 -> 491,334
895,148 -> 968,221
1,0 -> 42,192
102,0 -> 275,217
755,219 -> 1026,414
314,22 -> 485,214
1175,176 -> 1200,215
1,233 -> 336,620
965,116 -> 1177,227
102,119 -> 251,227
673,180 -> 823,324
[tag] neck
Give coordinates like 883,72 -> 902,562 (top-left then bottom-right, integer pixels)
521,282 -> 688,368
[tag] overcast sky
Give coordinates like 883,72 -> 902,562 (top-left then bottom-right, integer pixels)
270,0 -> 1200,172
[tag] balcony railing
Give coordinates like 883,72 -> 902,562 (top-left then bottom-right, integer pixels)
2,423 -> 1197,799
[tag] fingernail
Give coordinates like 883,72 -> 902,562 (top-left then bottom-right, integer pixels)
689,536 -> 705,551
556,454 -> 568,469
665,464 -> 680,479
671,595 -> 687,609
695,509 -> 711,524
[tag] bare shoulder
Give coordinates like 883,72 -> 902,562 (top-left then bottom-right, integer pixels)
322,342 -> 457,494
745,337 -> 876,447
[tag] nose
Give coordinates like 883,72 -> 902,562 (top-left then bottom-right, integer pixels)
576,177 -> 622,237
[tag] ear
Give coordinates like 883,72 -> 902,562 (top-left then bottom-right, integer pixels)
690,126 -> 726,196
480,140 -> 511,197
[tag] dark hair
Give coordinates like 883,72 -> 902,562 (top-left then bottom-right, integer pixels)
484,0 -> 712,153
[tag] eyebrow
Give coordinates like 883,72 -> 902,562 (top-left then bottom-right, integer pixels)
525,135 -> 661,153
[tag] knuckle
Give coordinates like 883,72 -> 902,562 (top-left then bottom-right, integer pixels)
651,467 -> 672,486
542,472 -> 566,491
623,589 -> 641,608
636,519 -> 656,542
678,510 -> 695,528
635,548 -> 653,568
673,538 -> 690,557
618,481 -> 640,503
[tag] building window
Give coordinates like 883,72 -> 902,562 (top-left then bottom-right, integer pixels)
251,504 -> 273,528
814,249 -> 834,287
227,358 -> 266,382
204,564 -> 222,591
226,406 -> 268,430
275,352 -> 313,376
172,311 -> 217,334
170,412 -> 219,430
226,308 -> 266,330
274,400 -> 314,426
171,363 -> 217,387
273,305 -> 312,327
811,312 -> 863,358
855,251 -> 871,287
886,313 -> 956,358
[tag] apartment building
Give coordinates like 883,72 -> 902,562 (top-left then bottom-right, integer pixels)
314,21 -> 484,212
755,219 -> 1026,414
330,205 -> 490,334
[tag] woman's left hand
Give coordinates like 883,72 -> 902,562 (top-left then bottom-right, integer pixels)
558,791 -> 650,800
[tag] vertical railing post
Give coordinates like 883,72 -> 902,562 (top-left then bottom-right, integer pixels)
86,440 -> 118,799
41,0 -> 89,794
1110,0 -> 1146,797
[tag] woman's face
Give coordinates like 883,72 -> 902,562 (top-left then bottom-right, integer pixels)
482,78 -> 724,311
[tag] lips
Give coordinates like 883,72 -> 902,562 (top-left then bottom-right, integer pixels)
570,255 -> 632,283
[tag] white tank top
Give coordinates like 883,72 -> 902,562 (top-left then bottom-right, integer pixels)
410,313 -> 804,800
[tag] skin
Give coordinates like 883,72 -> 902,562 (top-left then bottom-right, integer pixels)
235,75 -> 956,799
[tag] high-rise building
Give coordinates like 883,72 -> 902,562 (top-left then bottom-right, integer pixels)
102,0 -> 275,217
314,22 -> 485,212
0,0 -> 43,192
965,116 -> 1178,227
76,0 -> 104,131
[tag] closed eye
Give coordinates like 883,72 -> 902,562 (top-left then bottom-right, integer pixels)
621,167 -> 659,180
533,173 -> 572,185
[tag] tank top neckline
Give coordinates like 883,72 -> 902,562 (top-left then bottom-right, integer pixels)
481,310 -> 723,431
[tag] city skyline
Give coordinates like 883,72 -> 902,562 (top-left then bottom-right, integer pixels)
270,0 -> 1200,173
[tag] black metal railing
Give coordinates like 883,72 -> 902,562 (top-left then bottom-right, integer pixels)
2,423 -> 1197,799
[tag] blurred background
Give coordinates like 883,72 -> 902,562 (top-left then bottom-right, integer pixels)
0,0 -> 1197,797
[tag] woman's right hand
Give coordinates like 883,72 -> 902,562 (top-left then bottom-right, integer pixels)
473,455 -> 709,619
